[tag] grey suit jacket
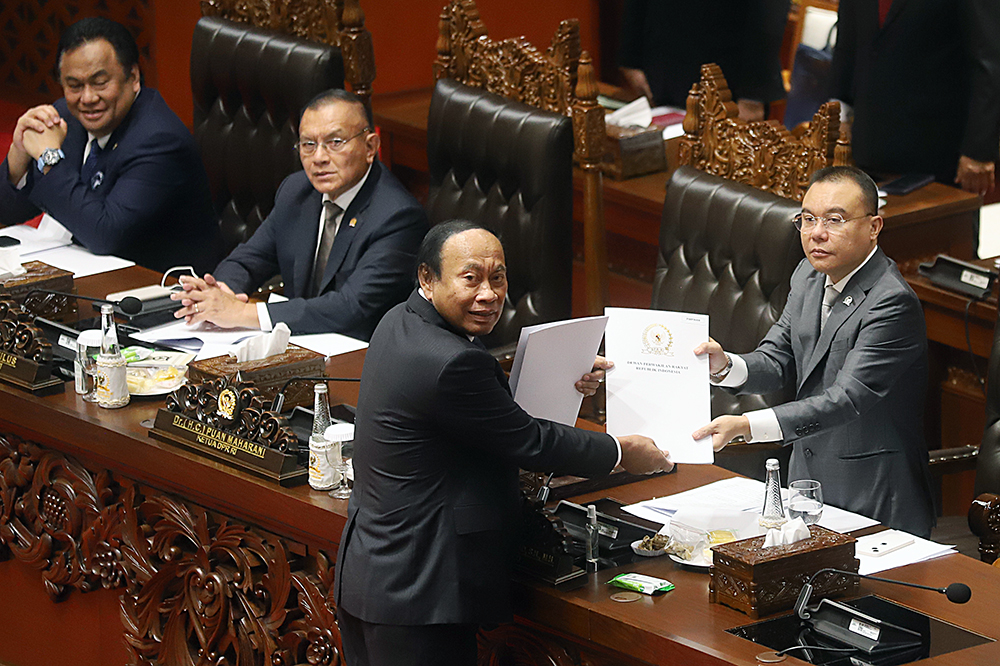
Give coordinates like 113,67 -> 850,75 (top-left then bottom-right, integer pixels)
737,249 -> 935,536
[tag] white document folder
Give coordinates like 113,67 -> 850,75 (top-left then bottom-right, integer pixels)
604,307 -> 713,464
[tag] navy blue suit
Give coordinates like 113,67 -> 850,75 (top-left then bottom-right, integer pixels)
0,88 -> 223,274
213,161 -> 428,340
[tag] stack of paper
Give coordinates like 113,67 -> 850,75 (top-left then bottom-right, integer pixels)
856,530 -> 957,575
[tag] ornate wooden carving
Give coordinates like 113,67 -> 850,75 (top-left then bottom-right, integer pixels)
433,0 -> 608,315
1,260 -> 77,322
0,1 -> 154,105
679,64 -> 852,202
165,378 -> 300,454
0,433 -> 127,600
0,299 -> 52,365
201,0 -> 376,107
969,492 -> 1000,564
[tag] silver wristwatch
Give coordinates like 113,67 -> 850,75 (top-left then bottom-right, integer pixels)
36,148 -> 65,172
709,353 -> 733,382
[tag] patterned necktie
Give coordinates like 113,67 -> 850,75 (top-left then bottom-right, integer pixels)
821,284 -> 838,330
81,139 -> 103,185
311,201 -> 343,297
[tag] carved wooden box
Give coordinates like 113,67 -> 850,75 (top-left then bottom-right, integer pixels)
0,260 -> 76,321
604,125 -> 666,180
187,345 -> 325,411
709,526 -> 859,619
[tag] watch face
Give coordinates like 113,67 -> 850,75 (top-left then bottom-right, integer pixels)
40,149 -> 63,167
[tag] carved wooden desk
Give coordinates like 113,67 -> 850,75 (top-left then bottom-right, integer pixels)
374,87 -> 981,273
3,268 -> 1000,666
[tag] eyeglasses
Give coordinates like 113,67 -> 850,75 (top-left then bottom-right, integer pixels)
296,128 -> 370,156
792,212 -> 873,232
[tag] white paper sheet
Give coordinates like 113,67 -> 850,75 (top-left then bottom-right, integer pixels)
289,332 -> 368,357
132,319 -> 261,350
30,244 -> 134,277
622,477 -> 880,535
856,530 -> 957,575
0,219 -> 73,256
604,307 -> 712,464
507,316 -> 608,426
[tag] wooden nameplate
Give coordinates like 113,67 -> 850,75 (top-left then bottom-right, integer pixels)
0,349 -> 63,394
150,409 -> 306,486
149,378 -> 306,487
0,299 -> 64,395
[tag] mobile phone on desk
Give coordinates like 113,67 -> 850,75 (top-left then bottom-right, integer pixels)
0,236 -> 21,248
856,531 -> 914,557
881,173 -> 934,196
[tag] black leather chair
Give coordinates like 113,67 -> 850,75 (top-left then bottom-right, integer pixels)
652,166 -> 804,478
426,78 -> 574,353
191,16 -> 346,253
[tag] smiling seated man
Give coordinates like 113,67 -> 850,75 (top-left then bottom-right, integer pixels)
172,89 -> 428,340
334,220 -> 671,666
0,17 -> 222,274
691,166 -> 935,537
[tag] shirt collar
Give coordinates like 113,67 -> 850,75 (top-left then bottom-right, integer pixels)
826,245 -> 879,293
322,163 -> 372,212
87,133 -> 113,151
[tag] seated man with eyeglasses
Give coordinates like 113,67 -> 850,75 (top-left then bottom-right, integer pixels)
691,166 -> 935,537
171,89 -> 428,340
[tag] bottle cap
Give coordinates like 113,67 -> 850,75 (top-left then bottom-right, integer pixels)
765,458 -> 779,470
325,422 -> 355,442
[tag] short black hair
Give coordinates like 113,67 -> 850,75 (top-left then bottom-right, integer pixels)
300,88 -> 373,129
417,220 -> 501,279
57,17 -> 140,79
808,166 -> 880,216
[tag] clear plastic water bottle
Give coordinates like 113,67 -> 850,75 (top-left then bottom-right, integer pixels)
759,458 -> 788,529
94,304 -> 129,408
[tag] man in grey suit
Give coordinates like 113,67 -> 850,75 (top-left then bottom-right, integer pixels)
692,166 -> 935,537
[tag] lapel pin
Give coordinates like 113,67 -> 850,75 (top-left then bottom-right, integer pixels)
349,217 -> 357,228
843,295 -> 853,306
112,143 -> 118,151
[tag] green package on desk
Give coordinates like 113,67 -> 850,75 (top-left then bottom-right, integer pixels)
608,573 -> 674,595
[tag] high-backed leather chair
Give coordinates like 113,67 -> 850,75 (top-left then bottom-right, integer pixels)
652,165 -> 804,477
426,78 -> 573,352
191,16 -> 345,252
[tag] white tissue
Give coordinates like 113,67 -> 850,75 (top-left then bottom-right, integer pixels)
607,96 -> 653,128
762,518 -> 811,548
230,323 -> 291,362
0,245 -> 26,281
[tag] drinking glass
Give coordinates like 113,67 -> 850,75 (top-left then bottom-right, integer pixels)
787,480 -> 823,524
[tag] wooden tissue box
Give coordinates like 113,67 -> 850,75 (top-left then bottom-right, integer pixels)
187,344 -> 325,411
603,124 -> 666,180
0,261 -> 76,322
709,525 -> 859,619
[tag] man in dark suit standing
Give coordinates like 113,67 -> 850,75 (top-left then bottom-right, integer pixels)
831,0 -> 1000,196
335,221 -> 671,666
172,90 -> 427,340
0,17 -> 222,274
692,167 -> 935,537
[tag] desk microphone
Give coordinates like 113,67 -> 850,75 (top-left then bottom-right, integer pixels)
795,568 -> 971,619
270,375 -> 361,413
24,289 -> 143,316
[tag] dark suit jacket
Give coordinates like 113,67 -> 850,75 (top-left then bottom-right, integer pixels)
213,161 -> 428,340
335,290 -> 619,625
737,249 -> 935,536
831,0 -> 1000,181
619,0 -> 790,108
0,88 -> 223,274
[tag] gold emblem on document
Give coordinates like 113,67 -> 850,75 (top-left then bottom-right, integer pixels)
217,387 -> 238,420
641,324 -> 674,356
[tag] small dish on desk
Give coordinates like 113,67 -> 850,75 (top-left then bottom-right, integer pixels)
669,552 -> 712,569
127,366 -> 186,396
632,538 -> 668,557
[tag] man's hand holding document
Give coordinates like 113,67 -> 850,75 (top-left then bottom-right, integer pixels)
605,308 -> 713,464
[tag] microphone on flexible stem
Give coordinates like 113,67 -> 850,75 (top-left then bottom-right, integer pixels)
795,568 -> 971,619
24,288 -> 143,316
269,375 -> 361,413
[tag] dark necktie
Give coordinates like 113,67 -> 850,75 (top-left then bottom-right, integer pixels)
81,139 -> 102,184
878,0 -> 893,27
312,200 -> 343,297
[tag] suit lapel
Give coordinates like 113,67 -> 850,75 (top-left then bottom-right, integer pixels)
292,191 -> 324,298
800,249 -> 888,385
879,0 -> 909,33
795,272 -> 826,382
315,161 -> 380,295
